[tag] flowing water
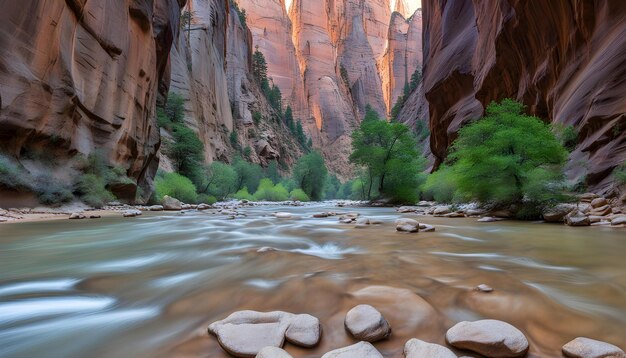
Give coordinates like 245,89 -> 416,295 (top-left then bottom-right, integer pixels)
0,204 -> 624,357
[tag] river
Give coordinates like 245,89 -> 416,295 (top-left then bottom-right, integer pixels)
0,203 -> 624,357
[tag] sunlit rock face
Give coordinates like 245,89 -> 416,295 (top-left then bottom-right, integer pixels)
421,0 -> 626,192
240,0 -> 423,177
0,0 -> 185,191
169,0 -> 235,163
381,9 -> 422,116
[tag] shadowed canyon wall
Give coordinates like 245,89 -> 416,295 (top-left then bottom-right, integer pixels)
0,0 -> 186,194
419,0 -> 626,193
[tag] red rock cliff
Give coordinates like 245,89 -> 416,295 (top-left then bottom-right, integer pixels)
421,0 -> 626,192
0,0 -> 185,193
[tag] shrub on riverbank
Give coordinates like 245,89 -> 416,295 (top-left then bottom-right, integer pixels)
289,188 -> 310,202
427,99 -> 569,218
155,172 -> 198,204
292,151 -> 327,201
253,179 -> 289,201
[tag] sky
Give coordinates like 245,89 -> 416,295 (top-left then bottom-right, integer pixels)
284,0 -> 421,14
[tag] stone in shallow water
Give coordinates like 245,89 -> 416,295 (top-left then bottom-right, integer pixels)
208,311 -> 321,357
274,212 -> 293,218
321,341 -> 383,358
162,195 -> 182,210
475,284 -> 494,293
562,337 -> 625,358
611,215 -> 626,226
446,319 -> 529,357
344,304 -> 391,342
256,346 -> 293,358
404,338 -> 457,358
396,218 -> 419,232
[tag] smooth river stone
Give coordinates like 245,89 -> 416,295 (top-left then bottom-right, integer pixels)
256,347 -> 293,358
274,212 -> 293,218
404,338 -> 457,358
344,304 -> 391,342
446,319 -> 529,357
208,311 -> 321,357
321,341 -> 384,358
562,337 -> 625,358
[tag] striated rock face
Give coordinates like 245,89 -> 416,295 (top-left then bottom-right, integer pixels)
169,0 -> 234,163
0,0 -> 185,193
239,0 -> 423,177
421,0 -> 626,192
381,9 -> 422,116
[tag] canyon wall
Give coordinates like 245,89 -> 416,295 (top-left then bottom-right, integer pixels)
420,0 -> 626,192
166,0 -> 303,169
241,0 -> 423,177
0,0 -> 185,194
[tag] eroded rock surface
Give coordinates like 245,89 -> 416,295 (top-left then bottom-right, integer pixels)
404,338 -> 457,358
344,304 -> 391,342
562,337 -> 625,358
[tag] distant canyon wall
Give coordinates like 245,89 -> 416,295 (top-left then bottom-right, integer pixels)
0,0 -> 185,192
239,0 -> 423,177
418,0 -> 626,193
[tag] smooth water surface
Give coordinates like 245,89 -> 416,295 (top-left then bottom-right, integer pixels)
0,204 -> 624,357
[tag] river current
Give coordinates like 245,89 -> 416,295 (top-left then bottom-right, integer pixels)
0,203 -> 624,357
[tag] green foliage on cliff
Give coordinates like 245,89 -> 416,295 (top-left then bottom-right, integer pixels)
427,99 -> 569,217
73,152 -> 134,207
552,123 -> 579,151
340,64 -> 350,89
614,162 -> 626,185
232,1 -> 247,29
350,106 -> 426,203
390,67 -> 422,121
0,154 -> 30,191
292,151 -> 328,201
168,124 -> 204,184
252,46 -> 269,88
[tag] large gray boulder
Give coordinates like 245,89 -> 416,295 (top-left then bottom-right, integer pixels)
562,337 -> 625,358
344,304 -> 391,342
256,347 -> 293,358
321,342 -> 383,358
162,195 -> 183,211
404,338 -> 457,358
208,311 -> 321,357
543,204 -> 576,222
611,215 -> 626,226
446,319 -> 529,357
396,218 -> 419,233
564,210 -> 590,227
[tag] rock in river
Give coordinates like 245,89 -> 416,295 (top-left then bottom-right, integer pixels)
321,341 -> 383,358
446,319 -> 529,357
274,212 -> 293,219
562,337 -> 625,358
256,347 -> 293,358
404,338 -> 457,358
396,218 -> 419,233
565,210 -> 590,227
162,195 -> 183,211
208,310 -> 320,357
611,215 -> 626,226
344,304 -> 391,342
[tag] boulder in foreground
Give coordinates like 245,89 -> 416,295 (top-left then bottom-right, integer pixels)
208,310 -> 320,357
562,337 -> 625,358
321,341 -> 383,358
256,347 -> 293,358
446,319 -> 529,357
404,338 -> 457,358
344,304 -> 391,342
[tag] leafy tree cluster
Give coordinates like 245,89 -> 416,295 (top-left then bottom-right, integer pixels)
349,105 -> 426,203
283,106 -> 312,149
390,67 -> 422,121
423,99 -> 569,219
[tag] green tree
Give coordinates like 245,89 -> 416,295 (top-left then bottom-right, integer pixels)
201,162 -> 237,200
409,67 -> 422,92
323,175 -> 341,200
445,99 -> 568,215
253,178 -> 289,201
168,124 -> 204,184
252,46 -> 269,88
266,160 -> 282,184
292,151 -> 328,201
155,172 -> 198,204
233,156 -> 264,192
284,106 -> 294,130
350,106 -> 425,202
164,93 -> 185,124
230,130 -> 240,151
232,1 -> 247,29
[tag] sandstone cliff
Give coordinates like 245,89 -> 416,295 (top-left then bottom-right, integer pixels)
165,0 -> 303,170
420,0 -> 626,192
0,0 -> 185,197
240,0 -> 423,177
